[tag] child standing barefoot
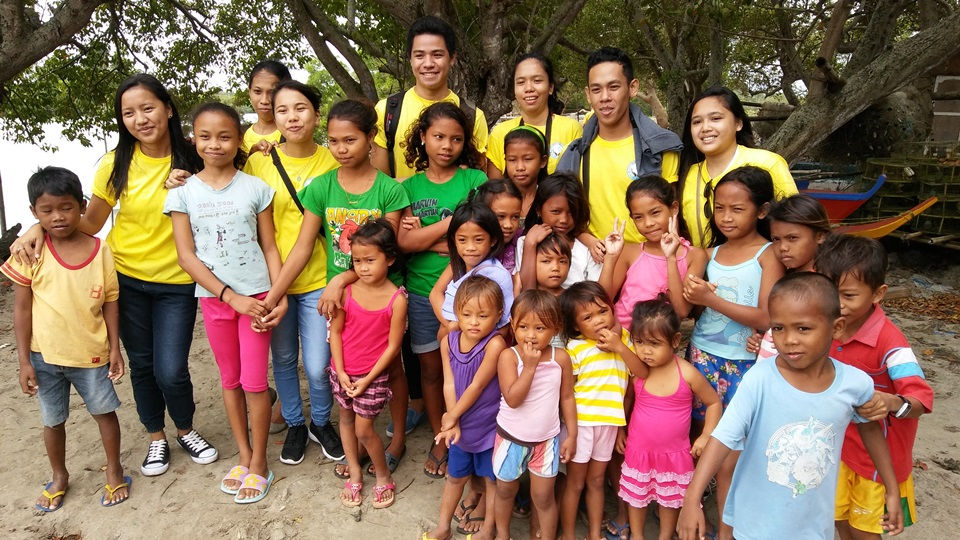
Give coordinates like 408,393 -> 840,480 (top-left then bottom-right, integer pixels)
5,167 -> 129,509
493,290 -> 577,540
330,220 -> 406,509
618,296 -> 721,540
425,276 -> 507,540
165,103 -> 285,503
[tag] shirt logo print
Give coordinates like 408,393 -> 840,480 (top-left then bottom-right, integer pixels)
90,285 -> 103,299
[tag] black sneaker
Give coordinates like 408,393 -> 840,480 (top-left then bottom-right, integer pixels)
280,424 -> 308,465
308,421 -> 345,461
176,429 -> 219,464
141,439 -> 170,476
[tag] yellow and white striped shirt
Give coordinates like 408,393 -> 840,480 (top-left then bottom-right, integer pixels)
566,327 -> 634,426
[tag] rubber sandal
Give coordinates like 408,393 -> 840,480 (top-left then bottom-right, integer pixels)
455,500 -> 478,523
366,446 -> 406,477
423,450 -> 447,479
372,481 -> 395,509
335,455 -> 371,479
35,482 -> 66,512
456,515 -> 485,535
603,518 -> 630,540
100,475 -> 132,507
220,465 -> 249,495
340,480 -> 363,507
420,533 -> 450,540
234,470 -> 274,504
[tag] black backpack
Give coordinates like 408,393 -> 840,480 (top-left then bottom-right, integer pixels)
383,90 -> 477,177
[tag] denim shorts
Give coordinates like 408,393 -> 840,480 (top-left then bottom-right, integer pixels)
407,292 -> 440,354
30,352 -> 121,427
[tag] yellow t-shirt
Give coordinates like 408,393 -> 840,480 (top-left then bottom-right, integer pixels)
92,146 -> 191,284
1,236 -> 119,367
240,125 -> 282,154
582,134 -> 679,244
675,145 -> 796,248
487,114 -> 583,174
374,88 -> 488,179
242,146 -> 339,294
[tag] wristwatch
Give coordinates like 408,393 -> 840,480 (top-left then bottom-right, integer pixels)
893,394 -> 912,419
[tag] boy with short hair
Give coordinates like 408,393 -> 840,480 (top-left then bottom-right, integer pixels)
4,167 -> 129,510
815,235 -> 933,539
372,15 -> 489,179
557,47 -> 682,255
678,272 -> 903,540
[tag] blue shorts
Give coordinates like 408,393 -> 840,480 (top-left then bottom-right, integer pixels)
687,343 -> 754,421
492,433 -> 559,482
30,352 -> 121,427
448,445 -> 495,481
407,292 -> 440,354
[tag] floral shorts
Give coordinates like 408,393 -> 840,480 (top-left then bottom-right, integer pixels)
687,343 -> 755,420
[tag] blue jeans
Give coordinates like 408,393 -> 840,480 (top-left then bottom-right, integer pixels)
271,287 -> 332,427
117,273 -> 198,433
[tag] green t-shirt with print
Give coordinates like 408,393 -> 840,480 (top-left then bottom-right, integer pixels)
299,169 -> 409,280
401,167 -> 487,296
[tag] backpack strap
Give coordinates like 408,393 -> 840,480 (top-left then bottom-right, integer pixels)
459,98 -> 477,140
270,147 -> 304,214
384,91 -> 404,177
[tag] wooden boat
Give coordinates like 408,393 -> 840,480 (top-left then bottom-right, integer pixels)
802,174 -> 887,222
833,196 -> 938,238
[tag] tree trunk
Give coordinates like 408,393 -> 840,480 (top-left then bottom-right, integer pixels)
765,10 -> 960,162
0,0 -> 108,88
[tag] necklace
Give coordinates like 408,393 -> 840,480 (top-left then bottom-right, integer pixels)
339,169 -> 376,205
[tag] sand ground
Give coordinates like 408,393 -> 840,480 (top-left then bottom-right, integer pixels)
0,250 -> 957,539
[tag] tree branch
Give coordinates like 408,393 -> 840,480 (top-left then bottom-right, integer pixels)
301,0 -> 378,100
843,0 -> 913,76
283,0 -> 363,98
529,0 -> 588,55
808,0 -> 851,97
167,0 -> 218,44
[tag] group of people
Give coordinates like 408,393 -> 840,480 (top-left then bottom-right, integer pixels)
7,13 -> 934,540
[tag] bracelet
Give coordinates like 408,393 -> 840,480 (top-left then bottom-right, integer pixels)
219,285 -> 231,301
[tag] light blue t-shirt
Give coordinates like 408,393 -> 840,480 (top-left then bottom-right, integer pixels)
711,357 -> 874,540
441,258 -> 514,329
691,243 -> 771,360
164,170 -> 275,297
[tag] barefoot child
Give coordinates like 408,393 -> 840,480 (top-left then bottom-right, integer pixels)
330,219 -> 406,509
165,103 -> 285,503
493,290 -> 578,540
5,167 -> 129,509
558,282 -> 645,540
425,276 -> 508,540
618,296 -> 721,540
678,272 -> 904,540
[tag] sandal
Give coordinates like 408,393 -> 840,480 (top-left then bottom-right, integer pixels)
234,471 -> 274,504
100,475 -> 132,507
423,449 -> 448,479
35,482 -> 66,512
372,481 -> 396,509
367,446 -> 406,477
220,465 -> 249,495
340,480 -> 363,507
455,500 -> 478,523
456,514 -> 485,535
603,518 -> 630,540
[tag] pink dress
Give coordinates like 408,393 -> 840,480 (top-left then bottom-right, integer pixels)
613,240 -> 691,329
618,357 -> 694,509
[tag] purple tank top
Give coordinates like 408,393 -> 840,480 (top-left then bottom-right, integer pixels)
449,329 -> 501,452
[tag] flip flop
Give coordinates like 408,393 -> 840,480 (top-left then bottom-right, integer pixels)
100,475 -> 132,507
423,450 -> 447,479
456,515 -> 485,535
35,482 -> 66,512
371,481 -> 395,509
366,446 -> 406,477
603,518 -> 630,540
234,470 -> 274,504
340,480 -> 363,507
455,500 -> 478,523
220,465 -> 249,495
420,533 -> 450,540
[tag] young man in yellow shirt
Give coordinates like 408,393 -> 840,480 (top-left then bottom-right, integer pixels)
371,15 -> 488,180
556,47 -> 683,259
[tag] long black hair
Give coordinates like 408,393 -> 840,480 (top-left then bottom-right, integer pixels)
524,172 -> 590,237
109,74 -> 199,200
404,102 -> 483,172
707,166 -> 774,247
677,86 -> 755,201
447,200 -> 505,279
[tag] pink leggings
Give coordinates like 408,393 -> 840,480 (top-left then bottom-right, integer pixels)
200,294 -> 271,392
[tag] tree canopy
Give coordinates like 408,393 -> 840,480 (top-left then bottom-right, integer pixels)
1,0 -> 958,159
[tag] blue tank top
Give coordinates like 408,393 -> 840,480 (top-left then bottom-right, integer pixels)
690,243 -> 771,360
